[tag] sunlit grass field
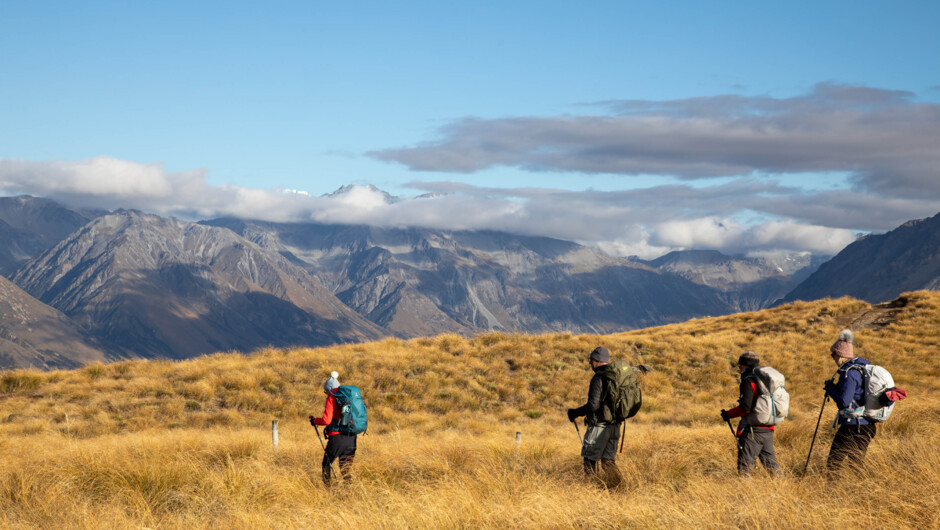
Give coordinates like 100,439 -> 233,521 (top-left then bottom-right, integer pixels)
1,292 -> 938,528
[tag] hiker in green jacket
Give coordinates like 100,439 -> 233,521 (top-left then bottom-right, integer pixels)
567,346 -> 624,488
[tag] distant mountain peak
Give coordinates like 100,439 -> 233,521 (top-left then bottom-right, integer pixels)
780,210 -> 940,304
324,184 -> 399,204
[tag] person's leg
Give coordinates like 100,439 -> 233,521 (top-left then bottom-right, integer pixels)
737,426 -> 760,475
322,439 -> 339,487
337,455 -> 355,480
755,429 -> 781,475
599,423 -> 623,488
581,423 -> 614,483
583,458 -> 598,476
600,459 -> 623,489
337,434 -> 358,481
845,424 -> 877,472
322,434 -> 357,487
827,424 -> 876,476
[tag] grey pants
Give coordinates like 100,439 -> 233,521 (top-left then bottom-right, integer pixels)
581,422 -> 621,461
737,425 -> 780,475
581,422 -> 623,488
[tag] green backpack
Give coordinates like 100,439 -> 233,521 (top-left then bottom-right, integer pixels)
600,360 -> 642,423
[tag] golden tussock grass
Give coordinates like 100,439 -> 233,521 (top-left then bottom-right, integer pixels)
1,291 -> 939,528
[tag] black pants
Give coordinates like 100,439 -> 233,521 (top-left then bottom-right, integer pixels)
827,423 -> 876,474
737,425 -> 780,475
322,433 -> 357,486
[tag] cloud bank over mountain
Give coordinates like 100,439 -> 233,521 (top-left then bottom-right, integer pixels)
3,83 -> 938,259
371,83 -> 940,199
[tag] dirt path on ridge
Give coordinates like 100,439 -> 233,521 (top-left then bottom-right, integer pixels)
834,295 -> 909,331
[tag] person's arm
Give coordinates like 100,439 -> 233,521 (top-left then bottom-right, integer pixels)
570,373 -> 603,418
726,380 -> 756,419
311,394 -> 336,426
833,368 -> 862,409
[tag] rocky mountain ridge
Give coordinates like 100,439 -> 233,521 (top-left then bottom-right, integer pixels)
0,195 -> 94,275
642,249 -> 815,311
12,210 -> 385,360
2,193 -> 938,369
204,218 -> 737,337
0,274 -> 113,369
779,211 -> 940,304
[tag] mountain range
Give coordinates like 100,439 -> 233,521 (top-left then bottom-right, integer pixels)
779,211 -> 940,305
203,218 -> 733,337
11,210 -> 384,360
1,191 -> 938,369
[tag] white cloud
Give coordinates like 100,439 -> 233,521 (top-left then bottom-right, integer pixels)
743,221 -> 856,254
0,157 -> 178,197
653,218 -> 747,248
0,156 -> 919,259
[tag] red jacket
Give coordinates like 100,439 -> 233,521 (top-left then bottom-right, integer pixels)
311,391 -> 340,435
726,376 -> 773,435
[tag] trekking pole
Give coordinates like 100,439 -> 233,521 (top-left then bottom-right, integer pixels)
802,393 -> 829,476
572,421 -> 583,445
314,424 -> 338,478
724,418 -> 737,439
313,424 -> 326,448
619,422 -> 626,454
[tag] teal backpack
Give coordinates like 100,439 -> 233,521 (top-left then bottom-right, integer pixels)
333,385 -> 368,435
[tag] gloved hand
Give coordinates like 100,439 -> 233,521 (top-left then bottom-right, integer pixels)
824,379 -> 837,396
309,416 -> 316,427
567,408 -> 578,422
720,409 -> 730,422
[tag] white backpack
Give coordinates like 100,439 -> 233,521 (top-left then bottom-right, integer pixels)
749,366 -> 790,426
842,364 -> 897,422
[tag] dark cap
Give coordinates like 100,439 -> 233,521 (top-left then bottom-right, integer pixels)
590,346 -> 610,363
738,351 -> 759,368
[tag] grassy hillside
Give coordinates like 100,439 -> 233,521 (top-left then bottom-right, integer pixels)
1,291 -> 938,528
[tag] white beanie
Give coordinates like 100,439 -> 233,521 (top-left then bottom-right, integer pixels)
323,371 -> 340,393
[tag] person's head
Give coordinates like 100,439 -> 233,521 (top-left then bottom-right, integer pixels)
737,350 -> 759,374
589,346 -> 610,369
323,371 -> 340,394
830,329 -> 855,366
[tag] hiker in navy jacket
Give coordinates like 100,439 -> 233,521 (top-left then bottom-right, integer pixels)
824,329 -> 876,475
720,351 -> 780,475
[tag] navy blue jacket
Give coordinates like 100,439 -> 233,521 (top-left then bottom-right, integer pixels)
826,357 -> 871,426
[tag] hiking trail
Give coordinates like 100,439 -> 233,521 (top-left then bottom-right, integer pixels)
836,296 -> 908,331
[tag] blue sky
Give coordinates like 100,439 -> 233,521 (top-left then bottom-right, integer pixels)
2,2 -> 939,258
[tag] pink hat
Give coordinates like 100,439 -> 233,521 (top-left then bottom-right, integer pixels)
830,329 -> 854,359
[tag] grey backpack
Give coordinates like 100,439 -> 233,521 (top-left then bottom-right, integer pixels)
748,366 -> 790,426
842,364 -> 898,423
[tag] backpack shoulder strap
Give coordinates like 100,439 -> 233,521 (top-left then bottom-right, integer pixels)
841,364 -> 870,407
743,371 -> 762,394
844,363 -> 867,382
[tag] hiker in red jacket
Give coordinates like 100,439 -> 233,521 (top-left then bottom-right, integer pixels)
721,351 -> 781,475
310,371 -> 356,487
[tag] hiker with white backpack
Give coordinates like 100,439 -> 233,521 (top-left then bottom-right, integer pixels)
824,329 -> 906,476
720,351 -> 787,475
